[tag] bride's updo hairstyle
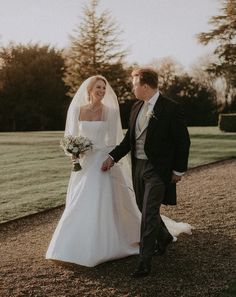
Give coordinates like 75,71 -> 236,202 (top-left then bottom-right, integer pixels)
87,76 -> 107,101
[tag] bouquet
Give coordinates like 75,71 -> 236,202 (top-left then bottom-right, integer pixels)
60,135 -> 93,171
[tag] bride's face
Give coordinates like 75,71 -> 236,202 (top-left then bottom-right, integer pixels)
90,80 -> 106,103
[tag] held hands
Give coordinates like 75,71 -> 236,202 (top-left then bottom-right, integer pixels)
101,156 -> 115,171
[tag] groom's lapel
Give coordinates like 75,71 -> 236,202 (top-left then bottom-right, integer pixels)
130,100 -> 143,131
130,95 -> 165,140
128,100 -> 143,143
146,94 -> 164,136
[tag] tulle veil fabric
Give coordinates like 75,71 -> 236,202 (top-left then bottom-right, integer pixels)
64,75 -> 124,145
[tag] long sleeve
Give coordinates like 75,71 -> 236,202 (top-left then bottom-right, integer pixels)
171,104 -> 191,172
109,128 -> 131,163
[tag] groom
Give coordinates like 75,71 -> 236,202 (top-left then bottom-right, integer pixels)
102,68 -> 190,277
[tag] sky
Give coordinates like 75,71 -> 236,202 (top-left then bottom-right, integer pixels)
0,0 -> 221,69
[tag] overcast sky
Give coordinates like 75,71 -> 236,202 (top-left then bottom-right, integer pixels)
0,0 -> 221,69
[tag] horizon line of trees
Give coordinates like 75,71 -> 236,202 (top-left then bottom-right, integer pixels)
0,0 -> 235,131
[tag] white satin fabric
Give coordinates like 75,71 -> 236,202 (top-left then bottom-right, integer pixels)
46,121 -> 193,267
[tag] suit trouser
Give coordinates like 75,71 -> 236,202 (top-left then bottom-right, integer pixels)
133,158 -> 171,260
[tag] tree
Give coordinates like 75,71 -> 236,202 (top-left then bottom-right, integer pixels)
197,0 -> 236,111
0,43 -> 69,131
63,0 -> 131,100
149,57 -> 218,125
149,57 -> 185,93
190,54 -> 228,107
190,55 -> 217,90
166,74 -> 218,126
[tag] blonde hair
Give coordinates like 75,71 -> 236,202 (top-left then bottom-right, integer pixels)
87,76 -> 106,97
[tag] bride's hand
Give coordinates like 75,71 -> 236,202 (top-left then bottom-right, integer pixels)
71,155 -> 79,164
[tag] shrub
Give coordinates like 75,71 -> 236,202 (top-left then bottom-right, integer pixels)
218,113 -> 236,132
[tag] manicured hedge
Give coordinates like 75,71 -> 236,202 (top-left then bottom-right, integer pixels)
218,113 -> 236,132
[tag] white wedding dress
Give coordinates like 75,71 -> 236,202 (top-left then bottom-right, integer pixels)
46,121 -> 192,267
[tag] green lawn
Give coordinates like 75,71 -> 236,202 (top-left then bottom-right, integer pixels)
0,131 -> 69,223
0,127 -> 235,223
188,127 -> 236,167
223,281 -> 236,297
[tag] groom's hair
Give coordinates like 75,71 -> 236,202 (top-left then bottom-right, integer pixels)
131,68 -> 158,89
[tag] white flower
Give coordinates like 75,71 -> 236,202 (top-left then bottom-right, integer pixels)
60,135 -> 93,156
85,140 -> 91,146
60,135 -> 93,172
146,109 -> 158,120
72,147 -> 79,153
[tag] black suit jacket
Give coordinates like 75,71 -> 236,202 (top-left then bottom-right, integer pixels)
110,94 -> 191,205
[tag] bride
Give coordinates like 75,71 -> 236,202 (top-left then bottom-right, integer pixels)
46,75 -> 192,267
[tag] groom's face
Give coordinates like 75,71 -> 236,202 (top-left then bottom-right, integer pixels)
132,76 -> 146,100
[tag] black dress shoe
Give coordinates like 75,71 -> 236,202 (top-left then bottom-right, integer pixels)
155,235 -> 173,256
131,260 -> 151,278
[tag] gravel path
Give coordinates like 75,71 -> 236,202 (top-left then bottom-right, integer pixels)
0,159 -> 236,297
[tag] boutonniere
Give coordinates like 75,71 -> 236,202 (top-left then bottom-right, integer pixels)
146,110 -> 158,120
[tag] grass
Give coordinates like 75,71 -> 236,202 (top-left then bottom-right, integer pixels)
0,131 -> 70,223
0,127 -> 235,223
223,281 -> 236,297
188,127 -> 236,167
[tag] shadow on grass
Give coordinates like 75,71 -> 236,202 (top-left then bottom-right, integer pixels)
190,134 -> 236,140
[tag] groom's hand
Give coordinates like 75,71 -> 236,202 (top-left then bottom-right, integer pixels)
171,173 -> 182,183
101,156 -> 114,171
